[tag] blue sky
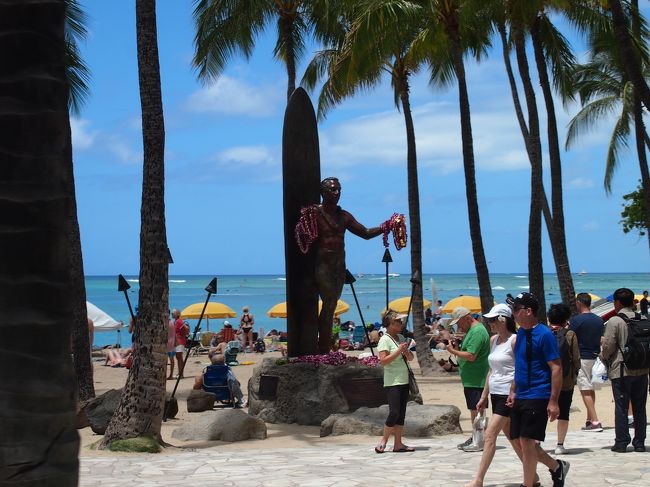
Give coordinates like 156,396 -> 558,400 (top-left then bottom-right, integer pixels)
73,2 -> 650,276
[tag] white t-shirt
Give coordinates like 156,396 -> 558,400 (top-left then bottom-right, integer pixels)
488,334 -> 515,395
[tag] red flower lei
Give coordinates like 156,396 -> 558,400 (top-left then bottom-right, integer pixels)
295,205 -> 319,254
380,213 -> 407,250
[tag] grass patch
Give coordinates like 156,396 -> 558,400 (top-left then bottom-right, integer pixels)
107,436 -> 161,453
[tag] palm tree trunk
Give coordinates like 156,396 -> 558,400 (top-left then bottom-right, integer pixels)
609,0 -> 650,111
398,75 -> 436,376
68,146 -> 95,401
500,20 -> 571,314
633,93 -> 650,254
448,25 -> 493,315
0,0 -> 79,483
530,18 -> 576,313
101,0 -> 169,447
513,23 -> 546,322
280,14 -> 296,102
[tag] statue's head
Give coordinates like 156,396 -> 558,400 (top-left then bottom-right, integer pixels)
320,177 -> 341,204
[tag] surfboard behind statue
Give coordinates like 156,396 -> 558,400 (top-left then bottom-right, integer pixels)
282,88 -> 321,356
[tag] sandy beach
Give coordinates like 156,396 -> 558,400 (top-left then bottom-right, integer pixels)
80,349 -> 638,456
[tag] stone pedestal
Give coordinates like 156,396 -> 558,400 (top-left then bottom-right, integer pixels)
247,358 -> 422,426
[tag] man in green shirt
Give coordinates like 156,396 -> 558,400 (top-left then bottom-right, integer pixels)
447,306 -> 490,450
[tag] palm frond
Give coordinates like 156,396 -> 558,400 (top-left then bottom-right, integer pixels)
192,0 -> 272,82
65,0 -> 90,115
565,95 -> 620,149
604,106 -> 633,193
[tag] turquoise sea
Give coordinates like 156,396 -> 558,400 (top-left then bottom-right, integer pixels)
88,273 -> 650,348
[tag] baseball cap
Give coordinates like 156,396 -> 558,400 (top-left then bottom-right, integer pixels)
513,292 -> 539,313
449,307 -> 471,327
223,320 -> 231,327
483,303 -> 512,319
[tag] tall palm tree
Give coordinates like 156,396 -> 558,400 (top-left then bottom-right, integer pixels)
0,0 -> 79,484
608,0 -> 650,111
65,0 -> 96,402
306,0 -> 438,374
418,0 -> 494,315
492,4 -> 575,315
567,0 -> 650,253
193,0 -> 344,101
100,0 -> 169,447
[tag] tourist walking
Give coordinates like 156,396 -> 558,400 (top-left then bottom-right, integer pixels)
569,292 -> 605,432
465,304 -> 533,486
601,288 -> 648,453
547,304 -> 581,454
446,307 -> 490,450
166,309 -> 176,380
375,309 -> 414,453
508,293 -> 569,487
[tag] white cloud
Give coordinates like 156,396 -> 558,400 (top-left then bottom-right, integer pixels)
582,221 -> 600,232
568,177 -> 594,189
107,135 -> 141,165
319,101 -> 528,173
216,145 -> 278,168
70,118 -> 97,150
186,76 -> 282,117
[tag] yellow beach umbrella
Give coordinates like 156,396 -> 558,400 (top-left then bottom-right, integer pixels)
635,294 -> 646,302
384,296 -> 432,315
181,302 -> 237,319
441,295 -> 484,314
266,299 -> 350,318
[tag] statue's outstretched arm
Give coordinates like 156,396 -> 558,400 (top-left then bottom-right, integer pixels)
344,210 -> 382,240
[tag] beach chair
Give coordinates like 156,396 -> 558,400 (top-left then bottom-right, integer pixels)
201,364 -> 232,404
190,331 -> 215,356
352,326 -> 367,346
224,340 -> 241,366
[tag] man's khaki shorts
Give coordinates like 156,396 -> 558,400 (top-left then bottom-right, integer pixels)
577,358 -> 596,391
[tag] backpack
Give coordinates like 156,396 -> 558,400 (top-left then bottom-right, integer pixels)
617,312 -> 650,371
555,328 -> 572,379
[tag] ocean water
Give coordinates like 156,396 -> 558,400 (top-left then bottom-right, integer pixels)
88,273 -> 650,348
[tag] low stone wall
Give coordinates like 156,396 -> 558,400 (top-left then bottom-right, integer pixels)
247,358 -> 421,426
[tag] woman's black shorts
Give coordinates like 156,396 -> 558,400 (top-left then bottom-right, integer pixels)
490,394 -> 511,417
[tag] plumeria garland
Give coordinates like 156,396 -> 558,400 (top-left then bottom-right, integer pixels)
380,213 -> 408,250
289,351 -> 380,367
294,205 -> 319,254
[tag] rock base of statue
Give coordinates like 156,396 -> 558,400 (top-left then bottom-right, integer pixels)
247,357 -> 422,426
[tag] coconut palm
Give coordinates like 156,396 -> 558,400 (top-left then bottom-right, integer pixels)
64,0 -> 95,402
608,0 -> 650,111
0,0 -> 79,484
305,0 -> 438,374
193,0 -> 345,101
100,0 -> 170,447
566,0 -> 650,253
416,0 -> 495,315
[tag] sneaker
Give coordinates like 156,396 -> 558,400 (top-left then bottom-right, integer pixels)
581,421 -> 603,432
634,445 -> 646,452
610,444 -> 628,453
457,437 -> 472,449
550,459 -> 570,487
461,443 -> 483,452
554,444 -> 568,455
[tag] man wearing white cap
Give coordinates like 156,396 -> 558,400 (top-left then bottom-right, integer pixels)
447,306 -> 490,450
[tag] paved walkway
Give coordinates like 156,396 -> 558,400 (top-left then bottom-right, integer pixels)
80,427 -> 650,487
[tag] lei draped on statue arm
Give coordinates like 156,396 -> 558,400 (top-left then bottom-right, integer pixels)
295,205 -> 319,254
380,213 -> 408,250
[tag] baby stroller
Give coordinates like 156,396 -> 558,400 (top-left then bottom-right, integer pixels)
224,340 -> 241,366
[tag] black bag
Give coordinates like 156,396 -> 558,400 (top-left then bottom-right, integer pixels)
617,313 -> 650,371
407,367 -> 419,395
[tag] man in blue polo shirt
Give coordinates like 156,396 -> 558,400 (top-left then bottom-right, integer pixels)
507,293 -> 569,487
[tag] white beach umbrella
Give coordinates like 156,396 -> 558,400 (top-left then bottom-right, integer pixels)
87,301 -> 122,331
